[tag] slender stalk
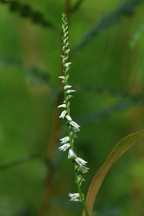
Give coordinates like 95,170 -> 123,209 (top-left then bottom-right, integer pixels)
75,172 -> 90,216
58,13 -> 90,216
66,100 -> 89,216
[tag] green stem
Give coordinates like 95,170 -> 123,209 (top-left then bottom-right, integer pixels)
75,171 -> 90,216
61,13 -> 89,216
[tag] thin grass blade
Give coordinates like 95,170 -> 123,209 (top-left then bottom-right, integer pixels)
82,129 -> 144,216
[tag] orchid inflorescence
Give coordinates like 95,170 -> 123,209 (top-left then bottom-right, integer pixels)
58,13 -> 89,204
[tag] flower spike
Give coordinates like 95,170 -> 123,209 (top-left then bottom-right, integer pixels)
58,14 -> 89,212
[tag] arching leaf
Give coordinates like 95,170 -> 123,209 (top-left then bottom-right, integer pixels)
82,129 -> 144,216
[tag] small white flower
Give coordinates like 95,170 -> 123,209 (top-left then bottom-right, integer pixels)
61,55 -> 68,60
65,67 -> 70,73
60,136 -> 70,144
67,89 -> 76,94
62,45 -> 66,52
64,38 -> 67,44
58,104 -> 66,108
64,85 -> 72,90
65,62 -> 71,67
62,57 -> 68,64
64,32 -> 68,38
78,166 -> 89,173
59,110 -> 67,119
68,149 -> 76,159
65,42 -> 69,47
58,76 -> 65,79
70,121 -> 80,129
66,115 -> 72,121
66,49 -> 70,54
69,193 -> 81,201
59,143 -> 70,151
75,157 -> 87,167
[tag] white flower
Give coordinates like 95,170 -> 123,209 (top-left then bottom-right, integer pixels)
58,76 -> 65,79
58,104 -> 66,108
65,67 -> 70,73
75,157 -> 87,167
63,38 -> 67,44
69,193 -> 81,201
61,54 -> 68,59
67,89 -> 76,94
59,110 -> 67,119
68,149 -> 76,159
64,85 -> 72,90
62,57 -> 68,64
65,62 -> 71,67
60,136 -> 70,144
59,143 -> 70,151
69,121 -> 80,130
66,49 -> 70,54
66,115 -> 72,121
78,166 -> 89,173
65,42 -> 69,47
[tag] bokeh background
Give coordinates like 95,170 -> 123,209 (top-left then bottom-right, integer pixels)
0,0 -> 144,215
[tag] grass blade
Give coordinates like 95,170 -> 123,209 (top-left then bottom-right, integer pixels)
0,0 -> 58,32
82,129 -> 144,216
73,0 -> 142,53
78,98 -> 144,124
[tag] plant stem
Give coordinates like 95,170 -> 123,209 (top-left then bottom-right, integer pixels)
75,171 -> 90,216
61,12 -> 90,216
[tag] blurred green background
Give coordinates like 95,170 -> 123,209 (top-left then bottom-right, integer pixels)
0,0 -> 144,215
